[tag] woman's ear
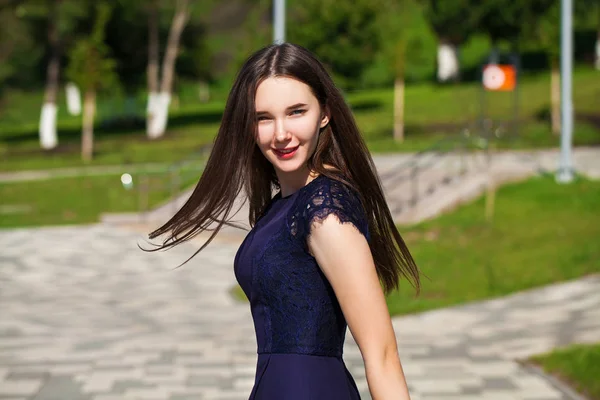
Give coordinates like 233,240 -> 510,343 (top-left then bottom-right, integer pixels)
320,106 -> 331,128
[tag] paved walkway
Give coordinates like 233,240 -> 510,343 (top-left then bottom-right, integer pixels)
378,147 -> 600,224
1,224 -> 599,399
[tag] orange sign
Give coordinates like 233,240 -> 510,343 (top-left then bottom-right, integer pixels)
482,64 -> 516,91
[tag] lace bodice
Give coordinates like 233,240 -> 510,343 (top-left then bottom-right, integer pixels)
234,175 -> 370,358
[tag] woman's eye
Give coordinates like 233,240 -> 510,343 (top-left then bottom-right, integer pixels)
257,116 -> 269,121
290,109 -> 306,116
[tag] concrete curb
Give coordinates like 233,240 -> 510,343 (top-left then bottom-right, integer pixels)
519,362 -> 590,400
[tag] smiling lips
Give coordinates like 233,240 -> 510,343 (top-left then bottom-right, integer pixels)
273,146 -> 299,159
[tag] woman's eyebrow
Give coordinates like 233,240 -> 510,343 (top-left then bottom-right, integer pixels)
256,103 -> 308,115
286,102 -> 308,110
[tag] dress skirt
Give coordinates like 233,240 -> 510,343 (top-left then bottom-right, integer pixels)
249,353 -> 361,400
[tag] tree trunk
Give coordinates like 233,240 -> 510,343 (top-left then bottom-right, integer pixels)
146,0 -> 160,137
148,0 -> 190,139
436,39 -> 460,82
595,28 -> 600,70
39,0 -> 61,150
393,76 -> 405,142
65,82 -> 82,115
550,59 -> 561,136
81,90 -> 96,162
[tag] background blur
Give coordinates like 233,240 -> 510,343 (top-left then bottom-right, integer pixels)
1,0 -> 599,226
1,1 -> 600,399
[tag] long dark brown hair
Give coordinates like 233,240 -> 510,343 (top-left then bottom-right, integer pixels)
148,43 -> 420,294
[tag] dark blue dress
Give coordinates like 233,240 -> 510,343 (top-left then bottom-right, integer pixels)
234,174 -> 370,399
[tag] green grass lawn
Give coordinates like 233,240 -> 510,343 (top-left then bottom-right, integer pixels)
530,343 -> 600,400
1,68 -> 599,171
350,67 -> 600,152
385,175 -> 600,315
0,93 -> 223,172
0,166 -> 202,228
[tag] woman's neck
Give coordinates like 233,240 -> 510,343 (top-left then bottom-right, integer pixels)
277,168 -> 319,198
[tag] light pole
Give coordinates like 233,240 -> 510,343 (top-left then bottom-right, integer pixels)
273,0 -> 286,44
556,0 -> 574,183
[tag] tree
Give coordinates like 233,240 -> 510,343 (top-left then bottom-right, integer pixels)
476,0 -> 596,135
0,1 -> 37,86
581,0 -> 600,70
1,0 -> 63,149
146,0 -> 191,139
597,7 -> 600,70
478,1 -> 568,135
288,0 -> 382,89
539,2 -> 562,135
10,0 -> 86,150
39,0 -> 61,150
578,0 -> 600,70
378,0 -> 429,141
475,1 -> 528,58
145,0 -> 160,135
516,1 -> 561,135
418,0 -> 479,82
65,1 -> 118,162
226,0 -> 271,77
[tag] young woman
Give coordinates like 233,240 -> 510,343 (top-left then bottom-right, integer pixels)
149,43 -> 420,400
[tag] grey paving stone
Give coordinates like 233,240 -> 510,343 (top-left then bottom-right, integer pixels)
110,380 -> 157,393
461,385 -> 483,395
31,376 -> 91,400
481,377 -> 518,390
1,224 -> 598,399
6,372 -> 49,381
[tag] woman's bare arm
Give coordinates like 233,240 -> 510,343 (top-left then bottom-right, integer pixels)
308,215 -> 411,400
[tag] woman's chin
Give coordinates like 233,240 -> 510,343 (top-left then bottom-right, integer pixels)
271,159 -> 307,175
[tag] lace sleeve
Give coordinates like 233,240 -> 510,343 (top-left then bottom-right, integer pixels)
293,178 -> 370,242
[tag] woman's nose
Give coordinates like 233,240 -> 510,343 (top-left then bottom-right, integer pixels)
274,119 -> 289,142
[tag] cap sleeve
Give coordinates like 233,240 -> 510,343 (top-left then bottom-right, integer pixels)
291,177 -> 370,242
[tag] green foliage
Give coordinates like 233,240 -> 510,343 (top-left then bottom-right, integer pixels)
575,0 -> 600,30
65,2 -> 119,93
1,0 -> 599,92
1,0 -> 87,88
162,0 -> 217,83
17,0 -> 87,37
517,0 -> 594,61
376,0 -> 433,80
0,6 -> 40,86
532,343 -> 600,400
524,1 -> 560,60
418,0 -> 479,44
221,0 -> 272,83
475,1 -> 545,46
288,0 -> 383,88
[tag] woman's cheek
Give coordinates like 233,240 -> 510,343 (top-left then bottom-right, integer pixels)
256,125 -> 273,148
288,118 -> 318,141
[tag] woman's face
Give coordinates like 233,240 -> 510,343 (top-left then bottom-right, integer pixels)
254,76 -> 329,179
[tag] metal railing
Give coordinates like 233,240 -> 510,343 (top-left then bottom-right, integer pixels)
379,115 -> 546,219
379,130 -> 482,216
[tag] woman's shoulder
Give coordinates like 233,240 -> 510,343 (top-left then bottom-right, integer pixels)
302,174 -> 362,207
292,174 -> 369,239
